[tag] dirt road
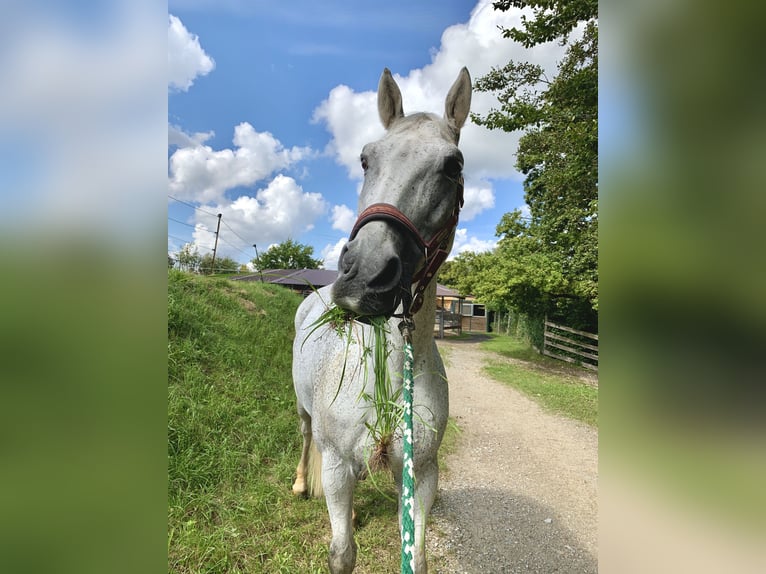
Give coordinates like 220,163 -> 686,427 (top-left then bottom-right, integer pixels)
426,336 -> 598,573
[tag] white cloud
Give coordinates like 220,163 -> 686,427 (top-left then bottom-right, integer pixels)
461,178 -> 495,221
168,122 -> 313,203
331,204 -> 356,233
312,0 -> 567,182
168,14 -> 215,91
311,85 -> 382,179
168,124 -> 214,148
188,175 -> 327,258
320,237 -> 348,271
190,222 -> 217,253
450,228 -> 497,258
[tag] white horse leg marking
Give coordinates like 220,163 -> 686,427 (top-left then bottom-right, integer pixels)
291,408 -> 312,496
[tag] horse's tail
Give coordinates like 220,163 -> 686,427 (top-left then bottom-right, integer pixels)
306,440 -> 324,498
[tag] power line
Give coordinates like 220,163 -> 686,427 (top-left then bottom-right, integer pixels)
168,233 -> 192,244
168,216 -> 255,258
169,206 -> 342,265
216,234 -> 257,259
220,218 -> 253,246
167,195 -> 219,217
168,216 -> 217,232
168,198 -> 259,253
168,233 -> 252,260
167,235 -> 214,253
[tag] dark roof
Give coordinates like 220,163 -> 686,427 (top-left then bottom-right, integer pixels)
233,268 -> 462,298
271,268 -> 339,287
231,268 -> 338,288
435,284 -> 462,298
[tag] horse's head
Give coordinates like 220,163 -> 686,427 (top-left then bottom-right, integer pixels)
332,67 -> 472,318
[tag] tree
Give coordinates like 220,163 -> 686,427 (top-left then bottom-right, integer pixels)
488,0 -> 596,48
251,239 -> 321,271
470,1 -> 598,325
439,251 -> 495,300
176,243 -> 202,273
199,253 -> 239,275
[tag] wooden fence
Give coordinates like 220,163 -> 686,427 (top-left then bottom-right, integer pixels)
543,318 -> 598,371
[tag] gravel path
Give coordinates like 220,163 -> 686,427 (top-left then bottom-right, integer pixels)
425,336 -> 598,573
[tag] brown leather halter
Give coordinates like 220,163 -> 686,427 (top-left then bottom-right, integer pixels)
348,175 -> 464,316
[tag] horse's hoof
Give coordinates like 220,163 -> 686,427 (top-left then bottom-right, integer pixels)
292,480 -> 307,497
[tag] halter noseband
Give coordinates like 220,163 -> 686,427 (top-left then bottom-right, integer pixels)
348,175 -> 464,316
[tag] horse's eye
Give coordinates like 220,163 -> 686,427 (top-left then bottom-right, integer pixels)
444,155 -> 463,178
360,156 -> 369,173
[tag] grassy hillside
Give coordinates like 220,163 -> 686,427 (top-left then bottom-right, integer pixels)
167,270 -> 402,573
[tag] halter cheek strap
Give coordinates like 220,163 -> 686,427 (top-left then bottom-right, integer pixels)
348,175 -> 464,316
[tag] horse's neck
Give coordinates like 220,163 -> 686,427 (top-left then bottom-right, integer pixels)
409,282 -> 437,358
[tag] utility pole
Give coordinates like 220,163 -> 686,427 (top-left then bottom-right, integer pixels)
210,213 -> 222,275
253,244 -> 264,282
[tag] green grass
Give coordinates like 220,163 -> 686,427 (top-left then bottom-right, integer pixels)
438,418 -> 462,472
479,333 -> 574,367
478,334 -> 598,427
168,270 -> 407,573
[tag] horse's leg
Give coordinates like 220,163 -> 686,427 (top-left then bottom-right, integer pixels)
397,458 -> 439,574
322,452 -> 357,574
414,459 -> 439,573
291,406 -> 312,496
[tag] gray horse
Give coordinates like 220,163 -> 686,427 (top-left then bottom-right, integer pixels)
292,67 -> 471,573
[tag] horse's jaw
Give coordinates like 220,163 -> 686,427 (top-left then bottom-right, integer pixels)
330,280 -> 405,319
332,221 -> 421,318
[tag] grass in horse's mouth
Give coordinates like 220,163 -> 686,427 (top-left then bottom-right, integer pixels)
305,306 -> 404,474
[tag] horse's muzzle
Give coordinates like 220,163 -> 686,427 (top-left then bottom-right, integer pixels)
331,234 -> 411,317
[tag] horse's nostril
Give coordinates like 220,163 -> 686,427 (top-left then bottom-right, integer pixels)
338,244 -> 353,274
368,256 -> 402,290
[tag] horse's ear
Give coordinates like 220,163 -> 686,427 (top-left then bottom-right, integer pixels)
378,68 -> 404,129
444,67 -> 472,130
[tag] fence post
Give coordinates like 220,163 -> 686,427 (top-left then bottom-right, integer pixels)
439,310 -> 444,339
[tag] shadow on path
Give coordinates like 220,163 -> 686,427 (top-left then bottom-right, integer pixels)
437,332 -> 493,344
430,486 -> 597,573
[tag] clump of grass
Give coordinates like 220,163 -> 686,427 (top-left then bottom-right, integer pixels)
303,304 -> 358,404
305,303 -> 356,339
305,306 -> 404,472
360,316 -> 404,472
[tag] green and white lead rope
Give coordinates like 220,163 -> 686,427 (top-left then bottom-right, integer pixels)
400,326 -> 416,574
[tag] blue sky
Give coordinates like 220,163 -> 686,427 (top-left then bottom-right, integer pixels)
167,0 -> 568,270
